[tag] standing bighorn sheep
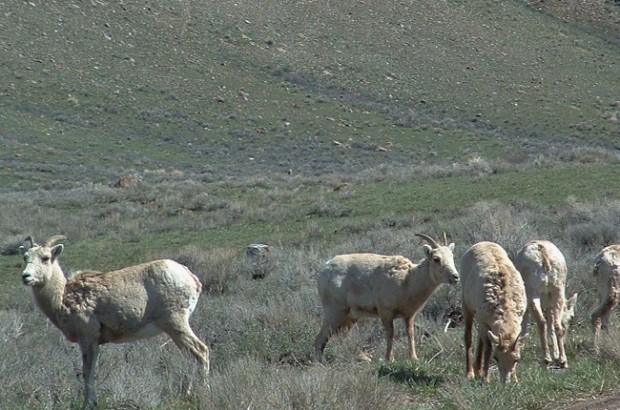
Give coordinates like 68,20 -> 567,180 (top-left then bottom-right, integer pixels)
314,234 -> 459,363
19,236 -> 210,410
591,244 -> 620,352
461,241 -> 527,383
514,240 -> 577,368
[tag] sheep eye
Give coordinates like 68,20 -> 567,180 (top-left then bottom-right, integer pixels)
41,256 -> 50,263
433,256 -> 441,263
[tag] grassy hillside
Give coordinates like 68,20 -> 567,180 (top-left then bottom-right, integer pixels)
1,1 -> 620,409
525,0 -> 620,45
1,1 -> 618,186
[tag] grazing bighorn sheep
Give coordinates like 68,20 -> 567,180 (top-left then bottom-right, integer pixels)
514,240 -> 577,368
591,244 -> 620,352
314,234 -> 459,363
461,241 -> 527,383
19,236 -> 209,410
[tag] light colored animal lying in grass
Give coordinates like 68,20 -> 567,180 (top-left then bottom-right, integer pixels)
514,240 -> 577,368
461,241 -> 527,383
591,244 -> 620,352
19,235 -> 210,410
314,234 -> 459,363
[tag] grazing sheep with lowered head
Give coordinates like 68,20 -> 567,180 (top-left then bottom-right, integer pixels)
514,240 -> 577,368
314,234 -> 459,363
591,244 -> 620,352
19,236 -> 210,410
461,241 -> 527,383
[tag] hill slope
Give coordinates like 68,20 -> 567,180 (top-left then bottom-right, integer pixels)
0,0 -> 618,189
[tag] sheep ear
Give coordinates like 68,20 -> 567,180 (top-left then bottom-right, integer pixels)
51,244 -> 64,261
567,293 -> 578,308
19,246 -> 27,256
515,332 -> 528,348
448,243 -> 455,251
565,293 -> 578,312
488,330 -> 500,345
422,244 -> 433,256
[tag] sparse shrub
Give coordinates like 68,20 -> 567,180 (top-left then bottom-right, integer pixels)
568,222 -> 619,250
306,200 -> 352,218
167,245 -> 241,295
0,237 -> 23,256
303,221 -> 327,242
466,154 -> 492,175
451,201 -> 534,254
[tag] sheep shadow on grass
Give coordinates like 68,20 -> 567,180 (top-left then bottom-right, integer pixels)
378,363 -> 445,388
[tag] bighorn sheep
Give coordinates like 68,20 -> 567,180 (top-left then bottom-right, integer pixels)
19,236 -> 209,410
461,241 -> 527,383
591,244 -> 620,352
314,234 -> 459,363
514,240 -> 577,368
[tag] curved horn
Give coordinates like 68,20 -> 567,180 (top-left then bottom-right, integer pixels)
23,236 -> 37,248
415,233 -> 439,248
45,235 -> 68,247
512,334 -> 520,350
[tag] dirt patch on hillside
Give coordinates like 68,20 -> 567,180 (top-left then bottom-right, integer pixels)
525,0 -> 620,44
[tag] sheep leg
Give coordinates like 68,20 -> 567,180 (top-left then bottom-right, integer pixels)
546,307 -> 558,359
550,307 -> 567,368
404,316 -> 418,361
380,315 -> 396,362
481,334 -> 492,383
474,333 -> 485,380
314,327 -> 330,364
530,298 -> 551,365
601,299 -> 616,331
160,316 -> 210,390
463,309 -> 475,380
548,293 -> 566,367
79,340 -> 99,410
520,306 -> 531,338
591,288 -> 617,353
314,309 -> 354,363
591,298 -> 605,352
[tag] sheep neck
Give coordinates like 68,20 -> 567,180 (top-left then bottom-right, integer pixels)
31,263 -> 69,329
491,316 -> 521,343
405,259 -> 439,302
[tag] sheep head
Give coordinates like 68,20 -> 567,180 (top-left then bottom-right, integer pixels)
488,331 -> 527,383
415,233 -> 459,285
19,235 -> 66,287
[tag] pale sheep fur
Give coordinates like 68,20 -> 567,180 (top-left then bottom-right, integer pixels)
514,240 -> 577,368
591,244 -> 620,352
314,235 -> 459,363
460,241 -> 527,383
19,236 -> 209,410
